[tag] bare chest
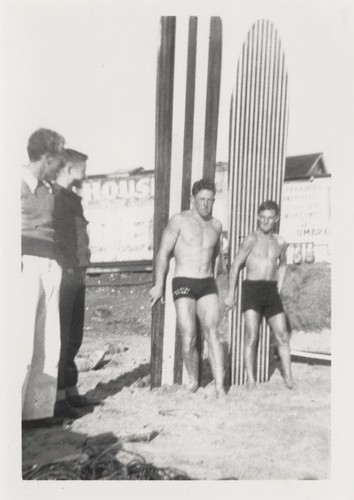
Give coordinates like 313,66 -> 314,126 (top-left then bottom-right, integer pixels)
250,237 -> 281,262
178,219 -> 219,250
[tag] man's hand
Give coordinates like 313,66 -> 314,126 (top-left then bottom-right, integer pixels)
224,294 -> 236,311
149,285 -> 164,306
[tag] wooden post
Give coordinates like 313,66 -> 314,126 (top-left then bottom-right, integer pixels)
203,17 -> 222,181
151,17 -> 176,388
151,17 -> 222,388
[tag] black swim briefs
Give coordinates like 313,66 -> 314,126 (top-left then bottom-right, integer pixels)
241,280 -> 284,319
172,277 -> 218,301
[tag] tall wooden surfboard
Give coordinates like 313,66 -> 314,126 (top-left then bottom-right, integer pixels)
151,16 -> 222,388
228,19 -> 289,385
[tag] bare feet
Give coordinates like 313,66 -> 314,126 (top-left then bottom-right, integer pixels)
186,381 -> 198,393
215,386 -> 227,399
246,380 -> 256,389
284,377 -> 294,390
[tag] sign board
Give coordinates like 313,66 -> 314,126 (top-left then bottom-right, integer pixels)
280,177 -> 331,245
81,170 -> 331,265
81,174 -> 154,262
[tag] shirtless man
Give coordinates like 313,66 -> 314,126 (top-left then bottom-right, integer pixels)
224,200 -> 294,389
149,179 -> 226,397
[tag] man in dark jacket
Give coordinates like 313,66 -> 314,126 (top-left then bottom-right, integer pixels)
53,149 -> 101,418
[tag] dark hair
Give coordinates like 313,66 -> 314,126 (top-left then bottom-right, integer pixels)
192,178 -> 216,196
258,200 -> 280,215
27,128 -> 65,161
64,148 -> 88,163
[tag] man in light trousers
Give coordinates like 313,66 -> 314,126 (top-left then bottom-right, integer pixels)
21,128 -> 65,427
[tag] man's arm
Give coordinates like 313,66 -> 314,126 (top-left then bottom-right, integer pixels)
149,214 -> 181,306
220,234 -> 229,274
277,241 -> 288,293
224,234 -> 255,309
212,222 -> 223,278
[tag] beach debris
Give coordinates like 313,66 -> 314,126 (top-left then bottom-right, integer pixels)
118,430 -> 159,443
158,409 -> 177,417
76,350 -> 106,372
55,453 -> 90,464
23,444 -> 190,480
130,374 -> 151,388
23,462 -> 82,480
104,343 -> 129,355
92,308 -> 112,320
85,433 -> 119,448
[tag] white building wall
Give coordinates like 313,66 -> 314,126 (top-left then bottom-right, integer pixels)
81,169 -> 331,264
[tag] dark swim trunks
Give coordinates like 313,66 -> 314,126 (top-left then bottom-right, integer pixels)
241,280 -> 284,319
172,277 -> 218,301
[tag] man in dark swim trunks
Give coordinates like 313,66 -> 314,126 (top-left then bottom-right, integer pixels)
224,201 -> 294,389
149,179 -> 225,397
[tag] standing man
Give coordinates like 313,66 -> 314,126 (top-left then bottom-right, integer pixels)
149,179 -> 226,398
224,200 -> 294,389
21,128 -> 65,426
53,149 -> 100,419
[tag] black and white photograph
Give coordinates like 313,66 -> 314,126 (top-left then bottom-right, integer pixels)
0,0 -> 353,497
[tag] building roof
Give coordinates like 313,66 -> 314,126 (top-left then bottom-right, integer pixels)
285,153 -> 328,180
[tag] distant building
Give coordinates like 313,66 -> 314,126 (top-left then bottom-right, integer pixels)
285,153 -> 328,181
281,153 -> 331,264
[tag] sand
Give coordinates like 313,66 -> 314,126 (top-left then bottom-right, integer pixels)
22,331 -> 330,480
22,272 -> 331,480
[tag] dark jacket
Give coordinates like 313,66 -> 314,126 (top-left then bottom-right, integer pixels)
53,184 -> 90,269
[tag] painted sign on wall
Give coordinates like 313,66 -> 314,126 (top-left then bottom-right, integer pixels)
81,175 -> 154,262
81,170 -> 331,264
81,169 -> 227,263
280,177 -> 331,245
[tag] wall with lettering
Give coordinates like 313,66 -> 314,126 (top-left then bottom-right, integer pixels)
81,170 -> 228,264
81,175 -> 154,262
81,171 -> 331,264
280,177 -> 331,262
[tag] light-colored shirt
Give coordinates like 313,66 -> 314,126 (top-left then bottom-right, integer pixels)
21,167 -> 38,194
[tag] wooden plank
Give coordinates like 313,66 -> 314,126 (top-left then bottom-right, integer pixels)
181,16 -> 198,212
203,16 -> 222,180
173,17 -> 198,385
87,260 -> 152,274
151,17 -> 176,388
228,20 -> 289,385
151,17 -> 223,387
291,350 -> 331,364
160,17 -> 193,386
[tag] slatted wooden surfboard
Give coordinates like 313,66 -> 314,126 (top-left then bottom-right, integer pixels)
151,16 -> 222,388
228,19 -> 289,385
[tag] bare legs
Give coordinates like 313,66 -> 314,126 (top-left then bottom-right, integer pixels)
243,309 -> 293,389
175,300 -> 292,394
243,310 -> 260,388
174,294 -> 225,397
268,313 -> 294,388
175,298 -> 199,392
198,294 -> 226,398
